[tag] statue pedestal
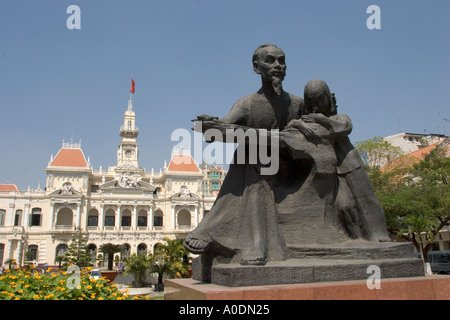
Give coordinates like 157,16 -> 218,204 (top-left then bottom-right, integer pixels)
192,241 -> 425,287
165,275 -> 450,300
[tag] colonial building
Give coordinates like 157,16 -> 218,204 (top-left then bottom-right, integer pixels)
0,99 -> 220,267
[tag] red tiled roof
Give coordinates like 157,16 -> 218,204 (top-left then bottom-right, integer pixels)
382,143 -> 439,172
168,154 -> 200,173
50,148 -> 88,168
0,184 -> 19,192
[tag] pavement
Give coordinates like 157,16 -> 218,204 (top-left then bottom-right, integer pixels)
114,273 -> 164,299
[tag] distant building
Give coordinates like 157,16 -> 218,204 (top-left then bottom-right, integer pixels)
0,99 -> 223,267
384,132 -> 447,156
200,162 -> 227,197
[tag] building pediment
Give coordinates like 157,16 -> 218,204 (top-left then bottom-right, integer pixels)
49,182 -> 83,198
99,178 -> 156,192
170,190 -> 200,200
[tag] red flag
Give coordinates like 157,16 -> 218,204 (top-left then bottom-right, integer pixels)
130,78 -> 135,94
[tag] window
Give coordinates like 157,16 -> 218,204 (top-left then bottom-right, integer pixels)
14,210 -> 22,226
55,244 -> 68,259
138,215 -> 147,227
154,210 -> 163,227
27,245 -> 38,261
104,209 -> 115,227
212,181 -> 220,190
30,208 -> 42,227
121,216 -> 131,227
88,215 -> 98,227
0,209 -> 5,226
211,171 -> 219,179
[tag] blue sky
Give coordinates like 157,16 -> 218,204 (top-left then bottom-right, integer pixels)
0,0 -> 449,190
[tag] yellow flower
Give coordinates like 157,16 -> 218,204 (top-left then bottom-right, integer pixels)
86,285 -> 93,290
56,287 -> 61,291
18,290 -> 23,294
98,297 -> 104,300
33,294 -> 40,299
24,284 -> 30,288
91,294 -> 96,299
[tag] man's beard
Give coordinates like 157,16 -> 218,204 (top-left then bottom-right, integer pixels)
272,77 -> 283,95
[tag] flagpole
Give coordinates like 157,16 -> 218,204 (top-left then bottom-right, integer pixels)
130,73 -> 133,103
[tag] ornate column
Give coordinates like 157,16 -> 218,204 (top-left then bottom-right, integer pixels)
76,203 -> 82,229
99,204 -> 105,231
116,205 -> 121,230
49,202 -> 55,229
148,204 -> 154,231
23,202 -> 30,232
5,239 -> 12,261
8,202 -> 15,226
194,204 -> 199,227
172,204 -> 176,230
132,205 -> 138,230
16,238 -> 23,266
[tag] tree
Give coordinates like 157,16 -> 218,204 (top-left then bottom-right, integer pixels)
148,238 -> 190,291
123,253 -> 151,287
62,230 -> 92,269
99,244 -> 122,271
359,140 -> 450,263
354,136 -> 403,167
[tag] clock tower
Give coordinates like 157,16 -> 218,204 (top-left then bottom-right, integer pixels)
117,99 -> 139,168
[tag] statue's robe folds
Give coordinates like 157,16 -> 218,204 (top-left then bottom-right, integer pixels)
186,90 -> 305,264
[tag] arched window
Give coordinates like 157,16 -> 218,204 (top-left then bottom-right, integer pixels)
88,209 -> 99,227
0,210 -> 5,226
88,244 -> 97,264
121,209 -> 132,227
121,244 -> 131,260
55,244 -> 68,258
153,210 -> 163,227
137,243 -> 147,255
14,209 -> 22,226
56,208 -> 73,227
30,208 -> 42,227
104,209 -> 115,227
137,209 -> 147,227
27,245 -> 38,261
177,209 -> 191,229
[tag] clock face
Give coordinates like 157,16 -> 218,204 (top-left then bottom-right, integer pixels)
125,150 -> 133,157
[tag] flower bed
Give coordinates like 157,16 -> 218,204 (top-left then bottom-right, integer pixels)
0,266 -> 149,300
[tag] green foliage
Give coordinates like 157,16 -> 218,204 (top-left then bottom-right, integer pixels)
99,244 -> 122,270
363,142 -> 450,261
122,253 -> 151,287
354,136 -> 403,167
62,230 -> 93,270
0,266 -> 148,300
122,238 -> 190,289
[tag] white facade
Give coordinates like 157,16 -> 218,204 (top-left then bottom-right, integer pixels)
0,99 -> 217,267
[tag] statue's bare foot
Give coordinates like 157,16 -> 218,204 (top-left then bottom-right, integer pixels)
183,237 -> 209,254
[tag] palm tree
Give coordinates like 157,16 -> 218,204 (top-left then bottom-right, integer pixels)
148,238 -> 190,290
148,254 -> 172,291
155,238 -> 189,277
122,253 -> 151,287
99,243 -> 122,270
